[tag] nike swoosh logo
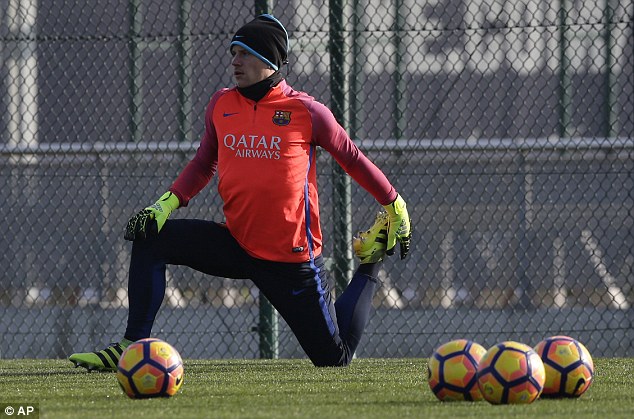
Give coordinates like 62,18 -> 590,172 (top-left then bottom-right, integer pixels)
223,112 -> 239,117
291,289 -> 306,296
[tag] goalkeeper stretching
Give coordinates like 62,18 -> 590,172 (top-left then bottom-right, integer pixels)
69,14 -> 411,369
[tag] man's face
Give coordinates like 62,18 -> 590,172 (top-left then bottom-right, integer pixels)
230,45 -> 275,88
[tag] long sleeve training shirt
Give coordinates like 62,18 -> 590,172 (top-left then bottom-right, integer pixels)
170,79 -> 397,263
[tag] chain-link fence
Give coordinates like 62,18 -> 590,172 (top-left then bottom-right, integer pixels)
1,0 -> 633,359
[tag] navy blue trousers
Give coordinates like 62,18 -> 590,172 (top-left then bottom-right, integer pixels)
124,219 -> 380,367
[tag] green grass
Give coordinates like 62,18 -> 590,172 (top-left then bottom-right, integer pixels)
1,358 -> 633,418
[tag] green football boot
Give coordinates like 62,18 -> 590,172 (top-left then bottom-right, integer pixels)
353,211 -> 389,264
68,339 -> 132,372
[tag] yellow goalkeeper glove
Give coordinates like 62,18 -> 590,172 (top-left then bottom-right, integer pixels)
124,192 -> 180,241
382,194 -> 412,259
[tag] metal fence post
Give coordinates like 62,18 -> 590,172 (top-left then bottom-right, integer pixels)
128,0 -> 142,143
258,296 -> 279,359
392,0 -> 406,139
603,0 -> 616,138
177,0 -> 193,142
329,0 -> 354,294
557,0 -> 571,138
253,0 -> 279,359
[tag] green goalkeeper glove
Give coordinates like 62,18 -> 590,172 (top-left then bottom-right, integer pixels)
124,191 -> 180,241
382,194 -> 412,259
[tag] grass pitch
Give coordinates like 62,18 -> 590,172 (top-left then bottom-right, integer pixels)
0,358 -> 633,418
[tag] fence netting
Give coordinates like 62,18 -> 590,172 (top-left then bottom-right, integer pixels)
1,0 -> 633,359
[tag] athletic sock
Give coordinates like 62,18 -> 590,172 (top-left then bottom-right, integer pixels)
120,338 -> 133,348
356,261 -> 381,280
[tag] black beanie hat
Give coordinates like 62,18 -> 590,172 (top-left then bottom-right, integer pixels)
230,14 -> 289,71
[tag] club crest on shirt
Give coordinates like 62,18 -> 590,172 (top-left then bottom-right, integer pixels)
272,110 -> 291,126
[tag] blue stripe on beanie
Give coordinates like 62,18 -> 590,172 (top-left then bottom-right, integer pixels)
230,14 -> 289,71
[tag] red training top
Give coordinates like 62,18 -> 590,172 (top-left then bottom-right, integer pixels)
170,80 -> 396,263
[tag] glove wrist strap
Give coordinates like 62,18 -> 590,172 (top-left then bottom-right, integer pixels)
382,194 -> 404,216
158,191 -> 180,211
